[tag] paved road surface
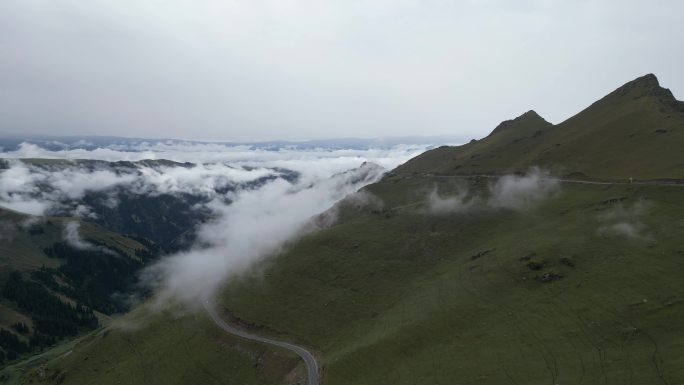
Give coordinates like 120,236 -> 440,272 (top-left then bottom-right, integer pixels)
204,300 -> 319,385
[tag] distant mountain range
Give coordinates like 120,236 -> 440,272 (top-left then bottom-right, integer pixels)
0,134 -> 465,153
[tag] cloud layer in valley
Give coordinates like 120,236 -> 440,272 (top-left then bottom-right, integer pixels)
1,141 -> 423,307
145,162 -> 386,307
0,142 -> 426,216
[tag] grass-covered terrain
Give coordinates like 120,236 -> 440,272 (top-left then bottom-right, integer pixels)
213,177 -> 684,384
26,177 -> 684,384
5,306 -> 301,385
8,74 -> 684,384
0,207 -> 148,271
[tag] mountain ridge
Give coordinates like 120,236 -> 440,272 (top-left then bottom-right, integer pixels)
600,73 -> 680,107
489,109 -> 551,136
393,73 -> 684,180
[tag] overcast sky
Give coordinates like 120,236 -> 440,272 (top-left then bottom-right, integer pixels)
1,0 -> 682,141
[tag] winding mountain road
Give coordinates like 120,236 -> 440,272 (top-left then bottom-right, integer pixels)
203,300 -> 319,385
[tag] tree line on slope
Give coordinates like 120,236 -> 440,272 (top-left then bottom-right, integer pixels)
0,238 -> 158,365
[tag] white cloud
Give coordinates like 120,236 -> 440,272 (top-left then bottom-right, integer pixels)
63,220 -> 95,250
602,222 -> 644,239
598,201 -> 652,241
422,168 -> 560,215
0,199 -> 51,216
426,187 -> 473,215
1,141 -> 424,307
2,142 -> 428,172
488,168 -> 560,210
0,142 -> 426,216
145,161 -> 387,307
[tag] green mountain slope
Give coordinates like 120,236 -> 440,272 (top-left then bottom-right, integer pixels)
0,207 -> 148,271
396,74 -> 684,180
29,178 -> 684,385
6,306 -> 301,385
0,208 -> 154,364
217,179 -> 684,384
14,74 -> 684,384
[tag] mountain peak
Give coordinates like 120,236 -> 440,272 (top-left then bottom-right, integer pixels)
605,73 -> 678,105
490,110 -> 551,135
615,73 -> 661,92
521,110 -> 543,119
632,73 -> 660,86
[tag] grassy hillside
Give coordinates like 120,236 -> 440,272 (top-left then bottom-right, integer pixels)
0,208 -> 148,272
211,178 -> 684,384
4,306 -> 301,385
25,177 -> 684,384
14,74 -> 684,384
396,74 -> 684,180
0,208 -> 153,364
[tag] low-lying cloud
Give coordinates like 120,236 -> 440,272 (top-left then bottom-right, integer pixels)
144,162 -> 386,307
598,201 -> 652,241
1,142 -> 428,172
425,168 -> 560,214
316,188 -> 385,228
0,216 -> 43,241
0,142 -> 427,217
1,141 -> 426,308
426,188 -> 473,215
488,168 -> 560,210
0,159 -> 285,216
63,220 -> 119,256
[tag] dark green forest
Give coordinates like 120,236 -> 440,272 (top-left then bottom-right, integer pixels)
0,239 -> 158,364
